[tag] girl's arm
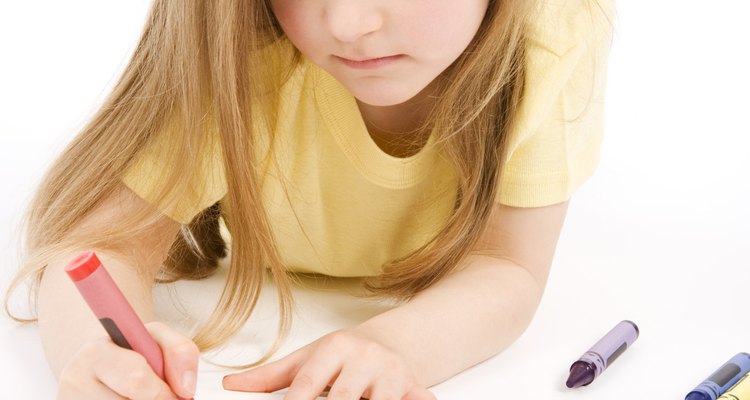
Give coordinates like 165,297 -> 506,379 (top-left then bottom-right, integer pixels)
224,201 -> 568,399
37,183 -> 199,399
360,200 -> 568,384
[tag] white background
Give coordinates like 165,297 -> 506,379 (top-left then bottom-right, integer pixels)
1,1 -> 749,399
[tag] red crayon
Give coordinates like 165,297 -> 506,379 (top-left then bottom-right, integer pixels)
65,251 -> 193,400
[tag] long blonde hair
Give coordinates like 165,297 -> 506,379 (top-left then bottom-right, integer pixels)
4,0 -> 608,365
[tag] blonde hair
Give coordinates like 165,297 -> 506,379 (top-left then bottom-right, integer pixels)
5,0 -> 609,366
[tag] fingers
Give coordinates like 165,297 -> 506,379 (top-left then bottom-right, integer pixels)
56,322 -> 197,400
368,382 -> 436,400
147,321 -> 200,398
223,350 -> 306,393
283,352 -> 341,400
325,365 -> 371,400
57,368 -> 127,400
93,341 -> 178,400
224,353 -> 434,400
223,347 -> 343,399
222,330 -> 434,400
60,338 -> 177,400
401,386 -> 438,400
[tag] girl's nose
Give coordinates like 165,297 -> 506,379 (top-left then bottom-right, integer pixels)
323,1 -> 383,43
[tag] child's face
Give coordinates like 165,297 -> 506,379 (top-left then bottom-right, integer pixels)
270,0 -> 490,107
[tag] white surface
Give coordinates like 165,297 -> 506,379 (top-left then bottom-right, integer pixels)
2,1 -> 750,399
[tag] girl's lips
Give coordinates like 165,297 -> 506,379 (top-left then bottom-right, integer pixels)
334,54 -> 404,70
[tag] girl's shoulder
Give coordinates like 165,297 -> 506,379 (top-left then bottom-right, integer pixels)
530,0 -> 616,57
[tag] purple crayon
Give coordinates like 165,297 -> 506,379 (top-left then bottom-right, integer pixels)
566,320 -> 640,388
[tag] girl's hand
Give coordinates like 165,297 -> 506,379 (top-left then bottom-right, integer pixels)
222,327 -> 436,400
56,321 -> 199,400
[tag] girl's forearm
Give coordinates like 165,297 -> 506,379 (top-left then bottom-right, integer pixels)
35,186 -> 180,377
37,251 -> 156,377
356,254 -> 545,386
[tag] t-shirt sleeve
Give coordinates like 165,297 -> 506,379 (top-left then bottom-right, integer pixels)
497,0 -> 615,207
121,115 -> 227,225
120,39 -> 296,224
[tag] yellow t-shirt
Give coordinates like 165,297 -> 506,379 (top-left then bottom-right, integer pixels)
122,0 -> 615,277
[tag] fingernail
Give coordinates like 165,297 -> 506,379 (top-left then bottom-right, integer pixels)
182,370 -> 197,395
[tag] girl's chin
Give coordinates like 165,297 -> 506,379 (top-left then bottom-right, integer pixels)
350,88 -> 427,107
323,67 -> 437,107
345,77 -> 438,108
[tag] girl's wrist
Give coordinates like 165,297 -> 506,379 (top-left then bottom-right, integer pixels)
352,316 -> 434,385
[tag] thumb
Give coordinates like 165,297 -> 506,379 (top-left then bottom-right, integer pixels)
147,321 -> 200,399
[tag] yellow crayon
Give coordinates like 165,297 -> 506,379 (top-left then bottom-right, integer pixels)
720,372 -> 750,400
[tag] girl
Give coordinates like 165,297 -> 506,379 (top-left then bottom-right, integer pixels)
5,0 -> 614,399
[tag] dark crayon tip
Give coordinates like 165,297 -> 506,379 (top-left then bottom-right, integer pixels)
685,392 -> 711,400
566,361 -> 596,388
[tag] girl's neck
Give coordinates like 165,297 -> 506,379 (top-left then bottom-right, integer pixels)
356,81 -> 438,158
